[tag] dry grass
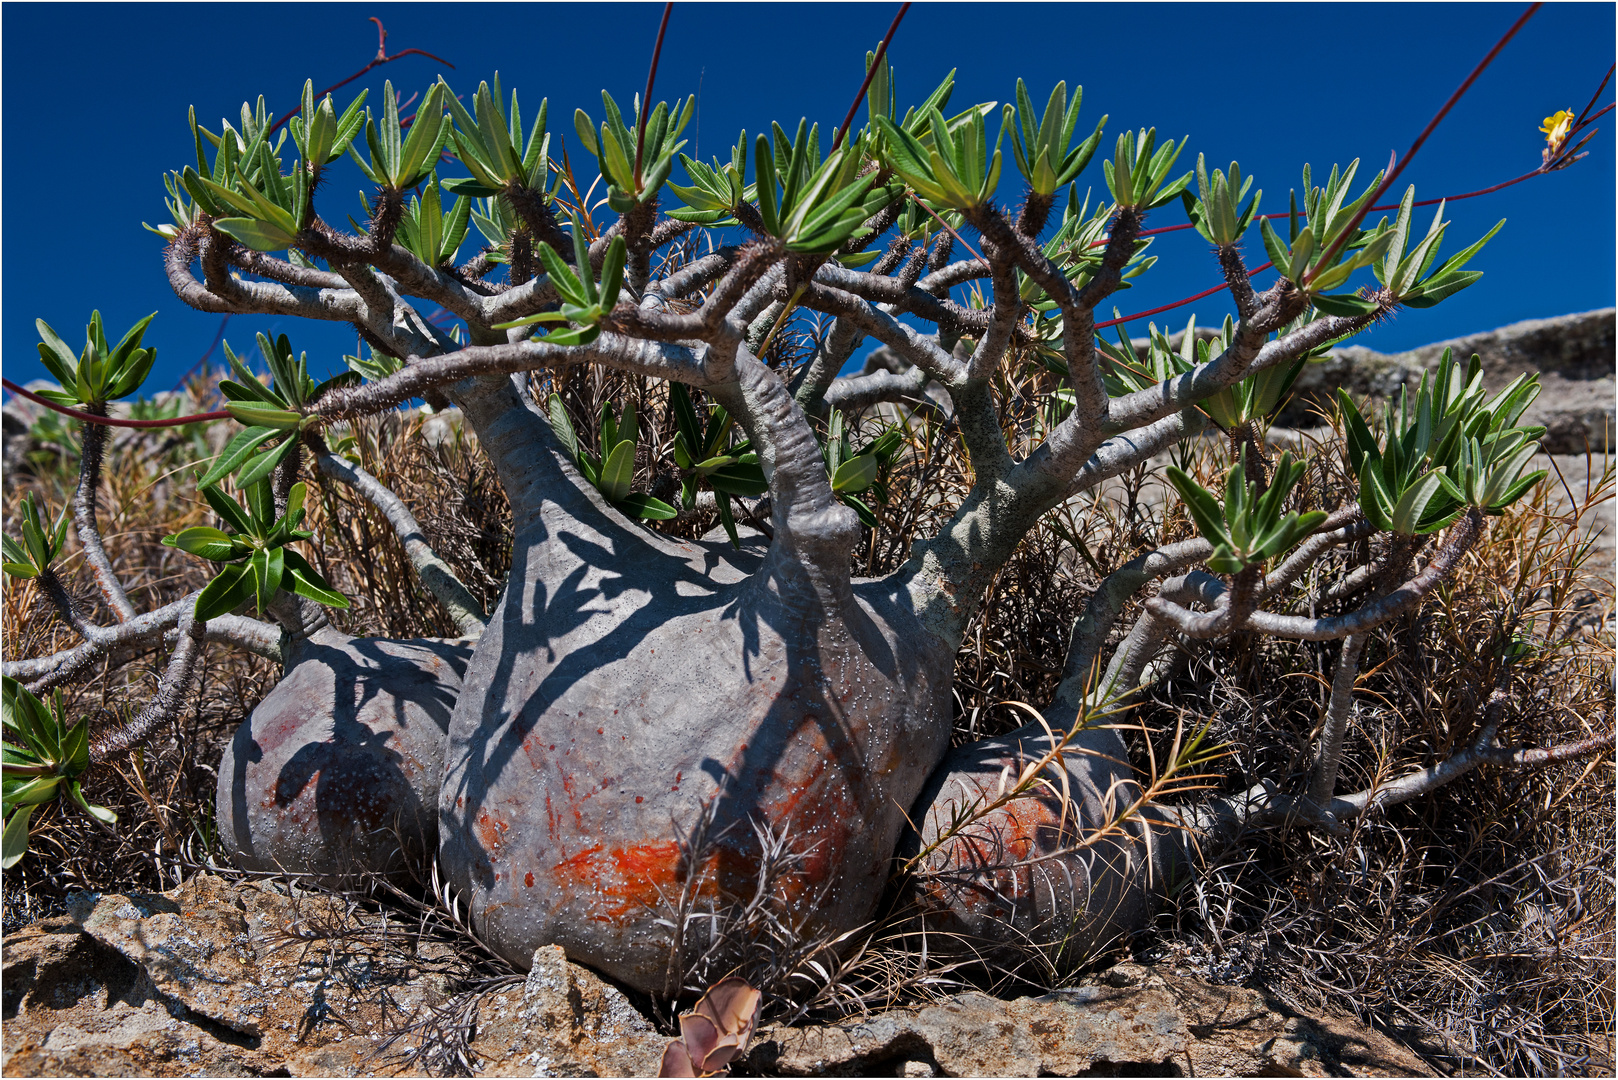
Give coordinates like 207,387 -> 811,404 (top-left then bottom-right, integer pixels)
3,337 -> 1611,1073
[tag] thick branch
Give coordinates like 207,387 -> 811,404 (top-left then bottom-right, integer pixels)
1150,508 -> 1485,641
72,407 -> 136,621
1104,299 -> 1359,435
90,607 -> 207,760
1308,632 -> 1368,805
822,367 -> 940,418
313,448 -> 487,636
312,334 -> 719,420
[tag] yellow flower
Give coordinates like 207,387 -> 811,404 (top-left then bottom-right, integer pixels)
1540,108 -> 1575,153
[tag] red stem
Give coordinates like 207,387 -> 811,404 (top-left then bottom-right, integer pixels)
634,3 -> 675,186
2,379 -> 230,429
1095,262 -> 1274,331
1577,64 -> 1615,125
833,2 -> 912,151
266,17 -> 454,137
1305,2 -> 1541,282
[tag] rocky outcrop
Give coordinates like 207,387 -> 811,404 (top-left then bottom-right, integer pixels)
747,962 -> 1434,1077
4,873 -> 1436,1078
1284,308 -> 1615,452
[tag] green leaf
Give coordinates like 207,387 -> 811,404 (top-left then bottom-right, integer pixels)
842,493 -> 879,529
830,454 -> 878,493
1207,544 -> 1248,576
617,493 -> 679,520
67,781 -> 117,825
281,550 -> 349,609
201,485 -> 256,537
194,563 -> 255,622
225,402 -> 302,430
248,547 -> 285,613
706,462 -> 770,498
234,435 -> 298,490
547,395 -> 578,460
598,439 -> 636,503
1389,470 -> 1447,535
1165,466 -> 1231,548
164,526 -> 238,561
1311,292 -> 1380,317
199,426 -> 280,487
2,805 -> 35,869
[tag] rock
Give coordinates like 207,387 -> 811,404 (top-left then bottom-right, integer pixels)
1287,309 -> 1615,452
471,944 -> 667,1076
748,964 -> 1434,1078
5,879 -> 1437,1078
2,874 -> 431,1077
216,629 -> 472,883
67,875 -> 263,1036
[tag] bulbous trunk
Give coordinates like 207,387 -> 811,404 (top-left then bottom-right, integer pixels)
899,714 -> 1194,972
216,627 -> 472,881
438,375 -> 955,990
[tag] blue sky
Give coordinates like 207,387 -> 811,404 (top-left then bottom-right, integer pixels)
3,2 -> 1613,394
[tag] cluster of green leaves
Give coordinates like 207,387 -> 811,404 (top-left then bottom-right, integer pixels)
24,411 -> 82,474
820,411 -> 904,528
440,77 -> 551,198
183,95 -> 345,252
34,312 -> 157,409
2,494 -> 68,581
1183,155 -> 1260,247
1341,349 -> 1545,534
495,217 -> 627,345
750,121 -> 902,253
1258,160 -> 1407,316
1101,128 -> 1191,211
289,79 -> 370,173
167,74 -> 557,257
1371,187 -> 1503,309
667,132 -> 750,227
877,103 -> 1006,211
1006,79 -> 1106,197
350,79 -> 451,192
344,344 -> 405,383
396,176 -> 472,267
163,480 -> 348,621
574,91 -> 694,213
3,677 -> 114,869
1167,449 -> 1327,575
143,170 -> 208,241
864,54 -> 958,136
208,334 -> 357,488
669,384 -> 769,545
546,397 -> 678,521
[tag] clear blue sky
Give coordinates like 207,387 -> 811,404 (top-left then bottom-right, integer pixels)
3,2 -> 1613,394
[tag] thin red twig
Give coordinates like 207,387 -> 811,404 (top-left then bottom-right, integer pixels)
833,2 -> 912,151
1094,262 -> 1274,331
3,379 -> 230,430
1304,2 -> 1541,282
634,3 -> 675,186
1577,63 -> 1615,125
267,17 -> 454,136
